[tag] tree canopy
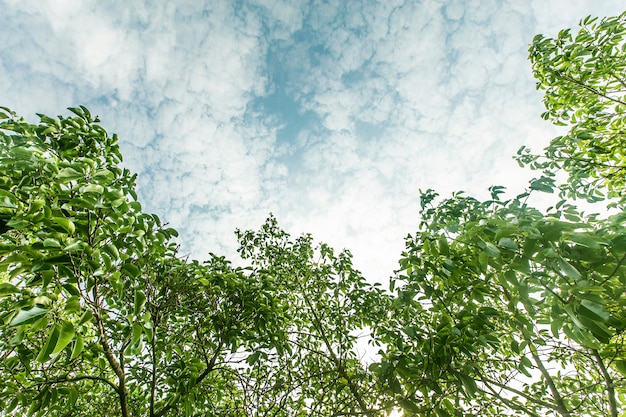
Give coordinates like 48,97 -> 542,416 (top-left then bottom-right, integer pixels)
1,9 -> 625,417
521,11 -> 626,202
0,106 -> 391,415
373,11 -> 626,417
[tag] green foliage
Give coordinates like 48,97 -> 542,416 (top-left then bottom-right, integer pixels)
376,189 -> 626,416
0,107 -> 388,415
373,11 -> 626,417
232,217 -> 393,415
522,11 -> 626,202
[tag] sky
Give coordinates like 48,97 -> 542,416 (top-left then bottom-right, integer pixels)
1,0 -> 624,281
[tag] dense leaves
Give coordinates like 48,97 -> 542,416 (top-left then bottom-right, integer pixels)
521,11 -> 626,202
0,108 -> 387,415
375,188 -> 626,416
233,218 -> 392,415
373,11 -> 626,417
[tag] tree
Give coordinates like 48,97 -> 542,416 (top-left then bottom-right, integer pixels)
0,106 -> 389,416
520,11 -> 626,202
0,106 -> 266,416
232,217 -> 393,416
373,11 -> 626,417
374,188 -> 626,416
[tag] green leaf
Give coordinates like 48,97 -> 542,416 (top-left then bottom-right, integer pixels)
510,339 -> 520,354
483,241 -> 501,258
8,146 -> 33,160
78,310 -> 93,326
63,241 -> 85,252
0,189 -> 18,208
564,233 -> 603,250
81,184 -> 104,194
0,282 -> 20,296
103,243 -> 120,261
43,238 -> 62,248
122,263 -> 140,278
64,296 -> 81,313
458,373 -> 478,397
576,131 -> 593,141
557,257 -> 582,280
144,322 -> 153,342
130,322 -> 142,347
399,399 -> 422,413
134,290 -> 146,316
56,167 -> 83,182
498,237 -> 518,250
388,375 -> 402,394
530,178 -> 554,193
68,107 -> 86,119
551,318 -> 561,338
247,351 -> 261,365
615,360 -> 626,377
578,315 -> 613,343
36,325 -> 60,362
63,283 -> 80,296
9,305 -> 48,326
70,333 -> 84,360
51,321 -> 75,355
51,217 -> 75,235
31,316 -> 49,333
578,299 -> 609,322
610,234 -> 626,253
438,236 -> 450,256
6,218 -> 30,229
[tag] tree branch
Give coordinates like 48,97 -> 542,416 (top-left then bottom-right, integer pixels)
39,374 -> 119,393
94,304 -> 129,417
526,339 -> 572,417
591,349 -> 618,417
153,338 -> 223,417
480,375 -> 560,412
559,71 -> 626,107
297,272 -> 375,417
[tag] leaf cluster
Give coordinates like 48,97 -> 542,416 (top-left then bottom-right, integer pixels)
0,107 -> 391,416
522,12 -> 626,202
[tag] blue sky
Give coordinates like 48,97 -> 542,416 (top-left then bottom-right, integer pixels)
1,0 -> 624,280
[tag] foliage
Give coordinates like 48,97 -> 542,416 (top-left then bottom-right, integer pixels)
232,217 -> 393,415
375,187 -> 626,416
0,107 -> 387,416
521,11 -> 626,202
374,11 -> 626,417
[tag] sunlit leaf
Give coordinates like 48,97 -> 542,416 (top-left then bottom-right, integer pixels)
134,290 -> 146,316
70,333 -> 84,361
36,325 -> 60,363
51,321 -> 75,355
557,257 -> 582,280
9,305 -> 48,327
51,217 -> 75,235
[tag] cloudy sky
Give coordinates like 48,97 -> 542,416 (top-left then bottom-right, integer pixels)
1,0 -> 624,280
